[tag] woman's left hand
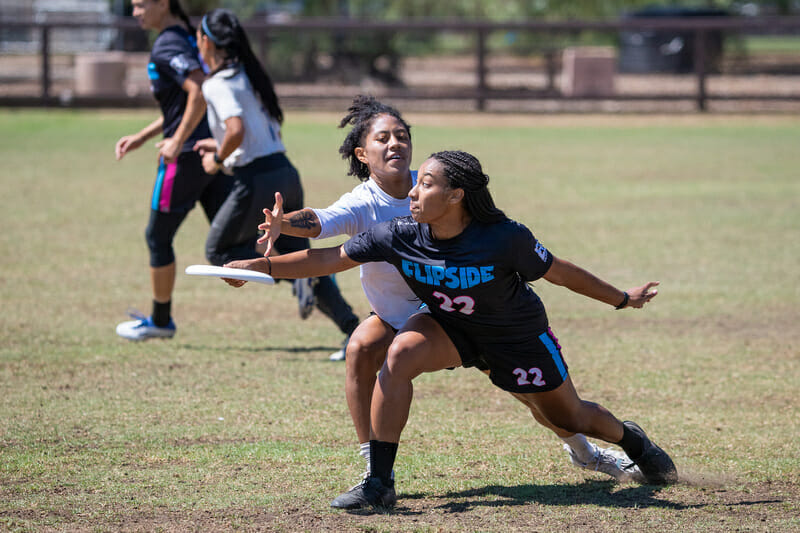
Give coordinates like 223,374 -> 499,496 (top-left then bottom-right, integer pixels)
221,259 -> 266,287
624,281 -> 660,308
156,137 -> 181,163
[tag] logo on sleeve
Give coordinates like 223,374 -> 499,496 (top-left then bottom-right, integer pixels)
169,55 -> 189,74
534,241 -> 549,262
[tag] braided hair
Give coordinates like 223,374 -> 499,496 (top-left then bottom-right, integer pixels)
429,150 -> 507,224
200,9 -> 283,124
168,0 -> 194,34
338,95 -> 411,182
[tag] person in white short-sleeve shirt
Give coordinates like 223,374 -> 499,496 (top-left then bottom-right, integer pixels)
312,173 -> 421,330
193,8 -> 360,344
201,66 -> 284,170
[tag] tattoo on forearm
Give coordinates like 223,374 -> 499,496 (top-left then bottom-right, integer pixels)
289,211 -> 318,230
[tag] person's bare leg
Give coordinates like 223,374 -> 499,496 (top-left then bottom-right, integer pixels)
522,379 -> 676,484
371,314 -> 461,443
503,384 -> 643,481
331,314 -> 460,510
345,316 -> 394,443
151,263 -> 175,303
489,374 -> 575,438
518,376 -> 625,442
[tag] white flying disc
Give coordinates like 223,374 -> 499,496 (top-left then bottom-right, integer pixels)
185,264 -> 275,285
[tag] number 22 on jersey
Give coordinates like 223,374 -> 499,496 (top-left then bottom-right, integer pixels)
432,291 -> 475,315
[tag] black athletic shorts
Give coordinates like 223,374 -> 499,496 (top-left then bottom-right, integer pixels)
428,314 -> 569,393
151,151 -> 226,214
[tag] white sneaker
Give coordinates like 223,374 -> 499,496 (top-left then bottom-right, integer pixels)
116,310 -> 176,341
564,442 -> 646,483
329,335 -> 349,361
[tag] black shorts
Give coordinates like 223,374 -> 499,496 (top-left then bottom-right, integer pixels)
206,153 -> 309,265
151,151 -> 226,214
428,315 -> 568,393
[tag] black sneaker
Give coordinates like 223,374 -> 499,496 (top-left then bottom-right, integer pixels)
330,475 -> 397,510
624,421 -> 678,485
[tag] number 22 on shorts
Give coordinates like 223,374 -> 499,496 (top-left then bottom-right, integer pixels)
512,367 -> 546,386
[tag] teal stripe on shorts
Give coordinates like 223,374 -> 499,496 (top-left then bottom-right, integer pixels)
539,331 -> 567,380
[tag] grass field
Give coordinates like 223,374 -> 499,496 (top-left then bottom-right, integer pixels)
1,109 -> 798,532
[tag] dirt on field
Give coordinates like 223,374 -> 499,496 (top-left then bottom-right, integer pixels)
3,479 -> 798,532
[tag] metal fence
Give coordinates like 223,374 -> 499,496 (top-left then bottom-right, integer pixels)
1,16 -> 799,112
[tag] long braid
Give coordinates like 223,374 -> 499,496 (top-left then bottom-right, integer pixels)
429,150 -> 507,224
338,95 -> 411,182
169,0 -> 194,34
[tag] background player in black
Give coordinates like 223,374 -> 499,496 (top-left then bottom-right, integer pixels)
222,150 -> 678,509
115,0 -> 231,341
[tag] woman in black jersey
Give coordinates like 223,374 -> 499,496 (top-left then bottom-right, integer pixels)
262,96 -> 645,491
223,150 -> 678,509
114,0 -> 232,341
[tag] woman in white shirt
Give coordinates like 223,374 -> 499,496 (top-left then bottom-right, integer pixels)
194,9 -> 359,345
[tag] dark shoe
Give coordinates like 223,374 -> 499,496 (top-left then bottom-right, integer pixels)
624,421 -> 678,485
292,278 -> 317,319
330,475 -> 396,510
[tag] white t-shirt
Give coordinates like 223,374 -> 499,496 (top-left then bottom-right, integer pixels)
202,66 -> 285,169
312,173 -> 422,329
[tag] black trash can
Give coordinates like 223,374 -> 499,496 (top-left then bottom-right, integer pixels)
618,6 -> 728,73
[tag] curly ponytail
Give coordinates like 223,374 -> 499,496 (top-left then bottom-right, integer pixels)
338,95 -> 411,181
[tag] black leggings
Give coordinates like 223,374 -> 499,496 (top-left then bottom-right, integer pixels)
146,152 -> 231,268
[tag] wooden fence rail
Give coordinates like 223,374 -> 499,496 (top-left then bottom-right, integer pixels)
1,16 -> 799,111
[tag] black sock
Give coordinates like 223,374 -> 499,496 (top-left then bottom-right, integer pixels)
617,424 -> 645,460
369,440 -> 398,485
152,300 -> 171,328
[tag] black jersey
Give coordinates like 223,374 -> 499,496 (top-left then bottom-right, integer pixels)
344,216 -> 554,342
148,25 -> 211,152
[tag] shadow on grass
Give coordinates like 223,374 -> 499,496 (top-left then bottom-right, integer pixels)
176,343 -> 339,354
344,479 -> 782,516
429,480 -> 686,511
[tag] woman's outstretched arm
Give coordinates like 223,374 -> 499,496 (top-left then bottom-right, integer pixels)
222,245 -> 360,287
543,256 -> 658,309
